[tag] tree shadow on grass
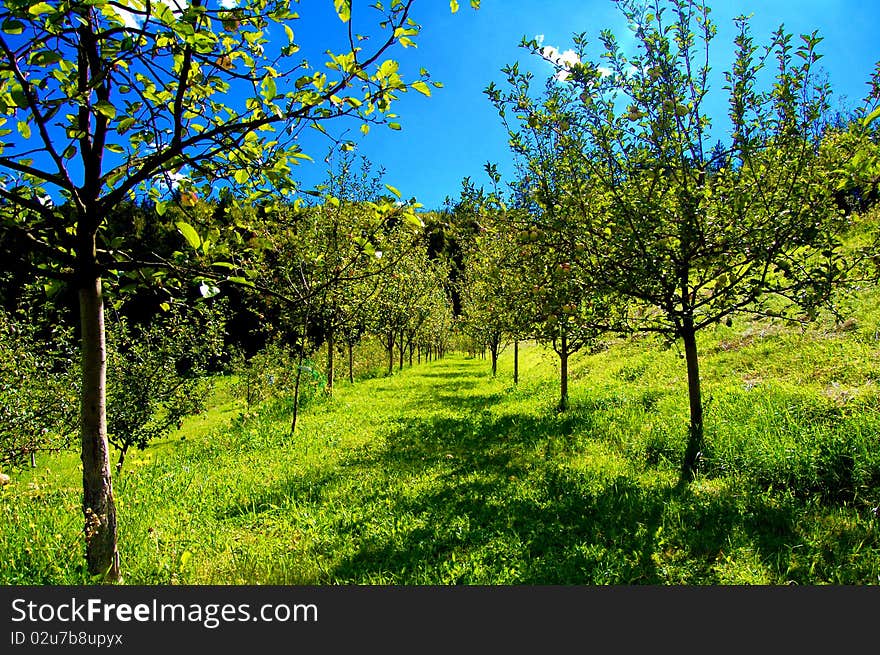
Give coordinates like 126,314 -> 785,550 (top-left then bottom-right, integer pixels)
329,411 -> 810,584
391,378 -> 509,415
211,402 -> 829,584
416,370 -> 486,380
429,391 -> 507,413
218,466 -> 340,520
383,409 -> 594,461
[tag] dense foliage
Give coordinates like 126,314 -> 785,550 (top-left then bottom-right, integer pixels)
0,310 -> 77,469
106,302 -> 225,472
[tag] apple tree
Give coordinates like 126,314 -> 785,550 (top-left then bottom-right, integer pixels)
490,0 -> 848,479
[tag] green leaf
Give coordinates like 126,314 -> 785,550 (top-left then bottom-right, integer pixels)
106,143 -> 125,154
377,60 -> 399,79
95,100 -> 116,119
117,117 -> 136,134
17,121 -> 31,140
43,280 -> 63,298
2,20 -> 25,35
155,200 -> 167,216
28,3 -> 54,16
30,50 -> 63,66
334,0 -> 351,23
384,183 -> 402,199
10,89 -> 28,109
388,122 -> 402,130
62,145 -> 76,160
261,75 -> 277,100
403,212 -> 424,229
864,107 -> 880,128
176,221 -> 201,249
411,81 -> 431,97
227,276 -> 255,287
450,0 -> 459,13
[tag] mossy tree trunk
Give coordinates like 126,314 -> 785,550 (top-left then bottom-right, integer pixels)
78,237 -> 119,582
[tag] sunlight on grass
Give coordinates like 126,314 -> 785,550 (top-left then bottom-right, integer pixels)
3,300 -> 880,585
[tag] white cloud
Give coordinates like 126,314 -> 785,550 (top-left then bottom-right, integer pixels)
110,1 -> 143,29
151,169 -> 188,195
109,1 -> 188,29
534,34 -> 581,81
164,171 -> 187,190
219,0 -> 240,8
164,0 -> 189,13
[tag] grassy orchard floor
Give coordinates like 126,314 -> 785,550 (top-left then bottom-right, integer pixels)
2,310 -> 880,584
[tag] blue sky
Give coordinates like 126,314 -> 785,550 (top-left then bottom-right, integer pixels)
4,1 -> 877,211
293,0 -> 880,211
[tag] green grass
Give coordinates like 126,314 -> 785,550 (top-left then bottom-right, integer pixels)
2,303 -> 880,585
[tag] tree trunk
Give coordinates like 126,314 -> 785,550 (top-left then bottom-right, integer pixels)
558,331 -> 569,412
291,310 -> 311,435
291,345 -> 305,435
398,330 -> 404,371
348,342 -> 354,384
115,444 -> 129,475
514,339 -> 519,385
326,331 -> 334,397
387,331 -> 395,376
79,273 -> 120,582
490,344 -> 498,377
680,320 -> 704,483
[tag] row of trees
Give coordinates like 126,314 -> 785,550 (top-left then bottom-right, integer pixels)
0,297 -> 223,470
0,0 -> 476,582
456,0 -> 880,483
1,148 -> 459,456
